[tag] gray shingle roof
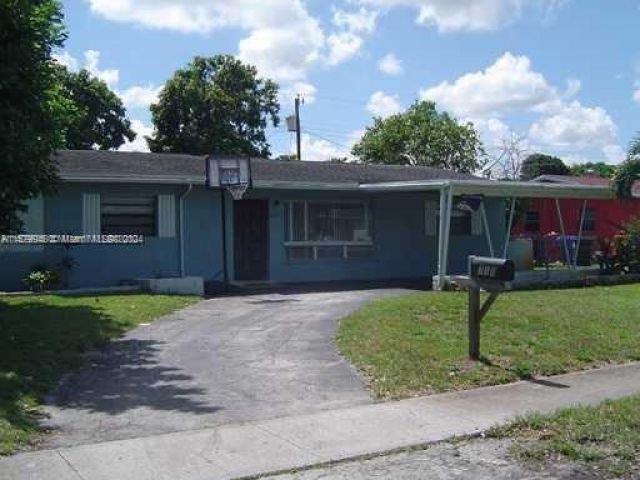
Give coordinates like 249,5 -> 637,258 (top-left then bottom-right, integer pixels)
250,158 -> 476,183
53,150 -> 476,185
53,150 -> 205,179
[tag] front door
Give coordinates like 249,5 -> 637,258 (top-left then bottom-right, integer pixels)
233,199 -> 269,281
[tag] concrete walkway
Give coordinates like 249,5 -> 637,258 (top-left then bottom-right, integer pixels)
3,362 -> 640,480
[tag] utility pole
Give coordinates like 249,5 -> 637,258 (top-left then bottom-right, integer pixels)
295,94 -> 302,161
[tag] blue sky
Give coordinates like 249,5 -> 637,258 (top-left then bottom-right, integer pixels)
56,0 -> 639,166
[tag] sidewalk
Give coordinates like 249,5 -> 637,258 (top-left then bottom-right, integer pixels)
3,362 -> 640,480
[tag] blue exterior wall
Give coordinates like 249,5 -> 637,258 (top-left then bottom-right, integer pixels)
0,182 -> 506,290
0,183 -> 224,291
242,190 -> 506,284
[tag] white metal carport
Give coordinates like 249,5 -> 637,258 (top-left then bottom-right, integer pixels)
359,179 -> 615,290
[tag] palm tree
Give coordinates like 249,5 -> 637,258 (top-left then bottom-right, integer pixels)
613,134 -> 640,198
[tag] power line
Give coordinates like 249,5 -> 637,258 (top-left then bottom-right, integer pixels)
303,125 -> 357,139
303,129 -> 352,150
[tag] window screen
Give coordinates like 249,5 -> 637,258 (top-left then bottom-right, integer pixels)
524,210 -> 540,233
101,196 -> 156,236
283,200 -> 372,261
581,208 -> 595,232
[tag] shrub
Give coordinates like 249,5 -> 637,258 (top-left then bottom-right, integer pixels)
23,265 -> 59,292
594,215 -> 640,274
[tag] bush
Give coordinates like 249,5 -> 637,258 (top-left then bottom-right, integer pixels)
23,265 -> 59,292
594,215 -> 640,274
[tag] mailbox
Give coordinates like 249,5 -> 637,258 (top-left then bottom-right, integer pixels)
468,256 -> 515,283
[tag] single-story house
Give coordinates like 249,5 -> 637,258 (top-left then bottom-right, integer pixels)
0,151 -> 617,292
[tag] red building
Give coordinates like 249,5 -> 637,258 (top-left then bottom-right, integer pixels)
512,175 -> 640,239
511,175 -> 640,264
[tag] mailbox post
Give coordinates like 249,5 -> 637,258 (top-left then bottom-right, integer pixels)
453,256 -> 514,361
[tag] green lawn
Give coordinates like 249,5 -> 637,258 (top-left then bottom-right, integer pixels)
489,395 -> 640,478
0,293 -> 198,455
336,284 -> 640,400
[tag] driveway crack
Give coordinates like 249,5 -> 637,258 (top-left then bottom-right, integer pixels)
57,450 -> 88,480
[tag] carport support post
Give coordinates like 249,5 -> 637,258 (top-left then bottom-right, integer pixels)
503,197 -> 516,259
480,202 -> 495,257
436,185 -> 452,289
574,200 -> 587,267
554,198 -> 572,269
468,286 -> 481,361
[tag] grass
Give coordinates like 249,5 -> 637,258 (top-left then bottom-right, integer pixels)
488,395 -> 640,478
0,293 -> 198,455
336,284 -> 640,400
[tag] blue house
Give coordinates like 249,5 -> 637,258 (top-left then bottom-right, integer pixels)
0,150 -> 613,292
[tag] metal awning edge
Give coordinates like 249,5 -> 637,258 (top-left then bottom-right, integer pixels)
359,179 -> 615,199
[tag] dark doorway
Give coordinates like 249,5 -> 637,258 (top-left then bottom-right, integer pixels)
233,199 -> 269,281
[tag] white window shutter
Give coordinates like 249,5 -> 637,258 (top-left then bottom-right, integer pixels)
157,194 -> 176,238
425,200 -> 438,236
471,207 -> 483,236
82,193 -> 100,235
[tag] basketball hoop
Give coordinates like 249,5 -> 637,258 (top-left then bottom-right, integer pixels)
225,183 -> 248,201
206,157 -> 252,200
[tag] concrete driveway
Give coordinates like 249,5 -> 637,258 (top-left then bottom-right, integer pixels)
42,288 -> 411,448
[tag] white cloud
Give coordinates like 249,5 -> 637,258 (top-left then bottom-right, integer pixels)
282,129 -> 363,162
529,101 -> 617,149
84,50 -> 119,89
420,52 -> 558,118
87,1 -> 378,85
564,78 -> 581,98
367,91 -> 402,118
359,0 -> 565,32
332,7 -> 378,34
603,144 -> 626,164
377,53 -> 403,75
420,51 -> 620,161
298,133 -> 353,161
325,32 -> 364,66
281,82 -> 317,105
119,119 -> 152,152
119,85 -> 162,109
238,17 -> 325,82
634,88 -> 640,105
86,0 -> 351,87
52,51 -> 79,71
467,117 -> 513,149
53,49 -> 161,111
85,0 -> 310,33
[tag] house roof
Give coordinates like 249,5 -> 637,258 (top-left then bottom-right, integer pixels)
533,174 -> 640,198
51,150 -> 618,199
53,150 -> 476,185
53,150 -> 206,183
532,174 -> 611,186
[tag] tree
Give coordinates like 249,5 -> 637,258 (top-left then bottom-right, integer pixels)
520,153 -> 570,180
613,134 -> 640,198
351,101 -> 485,173
569,162 -> 616,178
57,66 -> 135,150
0,0 -> 70,233
148,55 -> 280,156
487,132 -> 528,180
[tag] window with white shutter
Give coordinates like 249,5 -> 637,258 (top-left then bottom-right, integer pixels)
82,193 -> 101,235
157,194 -> 176,238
